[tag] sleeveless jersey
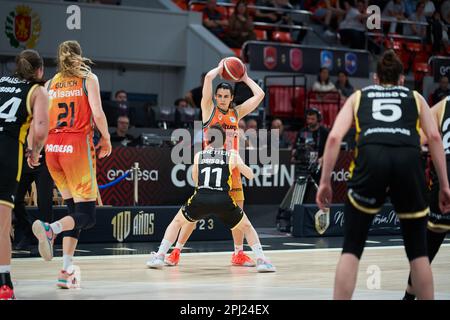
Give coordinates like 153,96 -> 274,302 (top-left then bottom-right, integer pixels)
203,106 -> 239,151
47,73 -> 92,135
437,96 -> 450,160
355,85 -> 420,149
197,148 -> 232,192
0,76 -> 36,144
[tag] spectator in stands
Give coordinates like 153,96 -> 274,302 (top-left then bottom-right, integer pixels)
404,2 -> 427,37
247,118 -> 259,130
113,89 -> 132,118
292,109 -> 329,176
421,0 -> 435,17
338,0 -> 367,49
431,75 -> 450,105
203,0 -> 229,38
175,98 -> 197,128
111,115 -> 136,147
312,67 -> 337,92
271,118 -> 292,149
185,72 -> 206,110
382,0 -> 406,34
335,70 -> 354,99
238,118 -> 253,149
225,0 -> 256,48
311,0 -> 345,37
429,11 -> 449,54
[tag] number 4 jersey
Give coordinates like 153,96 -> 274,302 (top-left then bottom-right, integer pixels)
0,76 -> 37,144
355,85 -> 421,149
47,73 -> 93,134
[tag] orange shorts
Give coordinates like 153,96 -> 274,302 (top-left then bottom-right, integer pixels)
45,132 -> 97,200
229,167 -> 244,202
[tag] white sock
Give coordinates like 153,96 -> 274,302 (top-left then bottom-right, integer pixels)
234,244 -> 243,254
50,221 -> 63,235
250,244 -> 265,260
0,265 -> 11,273
175,242 -> 184,251
63,254 -> 73,271
157,239 -> 172,255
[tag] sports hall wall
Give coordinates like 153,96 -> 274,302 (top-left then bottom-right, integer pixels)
0,0 -> 234,104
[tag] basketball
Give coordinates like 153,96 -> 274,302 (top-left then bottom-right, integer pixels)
221,57 -> 246,82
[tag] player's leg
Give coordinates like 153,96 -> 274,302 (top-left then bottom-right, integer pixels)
229,171 -> 255,267
232,213 -> 275,272
164,218 -> 196,266
0,205 -> 15,299
147,209 -> 194,268
0,138 -> 24,299
334,145 -> 388,299
404,228 -> 447,300
334,200 -> 376,299
390,147 -> 434,299
149,194 -> 202,268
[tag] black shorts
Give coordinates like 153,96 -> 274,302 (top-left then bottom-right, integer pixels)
428,161 -> 450,231
0,136 -> 22,208
348,145 -> 428,219
181,191 -> 244,229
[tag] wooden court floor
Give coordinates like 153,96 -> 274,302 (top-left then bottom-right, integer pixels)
11,245 -> 450,300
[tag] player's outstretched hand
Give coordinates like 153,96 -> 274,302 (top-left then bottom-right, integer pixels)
439,187 -> 450,214
96,136 -> 112,159
316,183 -> 332,211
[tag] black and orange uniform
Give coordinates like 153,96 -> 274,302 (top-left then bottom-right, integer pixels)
181,148 -> 244,229
203,105 -> 244,202
45,73 -> 97,199
0,76 -> 37,208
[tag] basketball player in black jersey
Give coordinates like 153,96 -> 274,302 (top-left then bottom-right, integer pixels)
0,50 -> 49,299
402,95 -> 450,300
316,50 -> 450,300
146,124 -> 276,272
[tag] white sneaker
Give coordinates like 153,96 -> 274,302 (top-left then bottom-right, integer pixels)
256,258 -> 276,273
324,30 -> 336,37
146,252 -> 165,269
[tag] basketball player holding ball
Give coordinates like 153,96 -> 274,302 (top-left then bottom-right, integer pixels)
153,57 -> 266,268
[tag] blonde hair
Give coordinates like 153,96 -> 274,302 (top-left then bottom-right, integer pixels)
57,40 -> 92,78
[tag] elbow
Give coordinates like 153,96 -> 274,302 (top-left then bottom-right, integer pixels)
327,134 -> 341,147
34,129 -> 48,142
428,131 -> 442,144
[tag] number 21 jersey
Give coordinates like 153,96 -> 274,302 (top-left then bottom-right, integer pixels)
47,73 -> 92,135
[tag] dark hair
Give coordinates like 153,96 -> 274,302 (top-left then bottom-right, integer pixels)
215,82 -> 234,96
207,123 -> 226,147
318,67 -> 330,85
115,90 -> 127,98
306,108 -> 322,121
337,70 -> 351,88
174,98 -> 188,106
233,0 -> 249,18
14,49 -> 43,82
376,50 -> 403,85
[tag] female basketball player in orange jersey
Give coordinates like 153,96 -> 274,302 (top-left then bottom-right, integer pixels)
32,41 -> 111,289
163,59 -> 265,267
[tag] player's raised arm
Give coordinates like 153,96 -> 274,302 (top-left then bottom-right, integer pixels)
234,73 -> 265,119
201,60 -> 224,122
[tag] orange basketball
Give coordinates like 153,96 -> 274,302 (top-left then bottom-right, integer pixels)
221,57 -> 246,82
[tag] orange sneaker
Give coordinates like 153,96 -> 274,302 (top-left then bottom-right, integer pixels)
231,250 -> 256,267
165,248 -> 180,266
0,285 -> 15,300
